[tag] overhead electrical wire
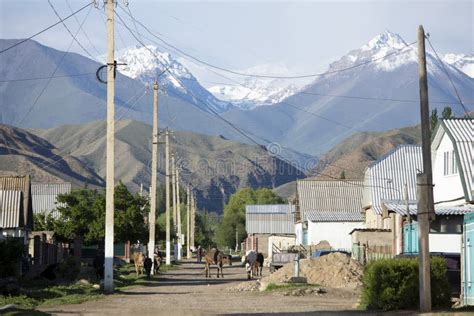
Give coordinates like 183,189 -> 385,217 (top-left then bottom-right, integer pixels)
0,1 -> 93,54
15,4 -> 95,127
425,36 -> 472,117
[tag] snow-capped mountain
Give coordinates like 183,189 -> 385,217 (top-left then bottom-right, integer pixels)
116,45 -> 233,113
224,30 -> 473,155
208,78 -> 299,110
443,53 -> 474,77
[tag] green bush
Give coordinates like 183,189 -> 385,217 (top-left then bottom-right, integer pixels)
0,238 -> 25,277
361,256 -> 451,310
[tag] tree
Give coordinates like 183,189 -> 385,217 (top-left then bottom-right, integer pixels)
430,108 -> 438,131
442,106 -> 453,119
216,188 -> 284,248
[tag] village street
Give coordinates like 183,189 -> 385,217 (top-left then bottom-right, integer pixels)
38,260 -> 361,316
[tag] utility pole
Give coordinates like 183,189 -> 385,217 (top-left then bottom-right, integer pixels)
176,166 -> 182,260
405,183 -> 411,223
190,191 -> 195,250
235,228 -> 239,252
147,81 -> 158,274
171,154 -> 177,261
186,186 -> 191,259
417,25 -> 434,313
165,129 -> 171,265
104,0 -> 115,294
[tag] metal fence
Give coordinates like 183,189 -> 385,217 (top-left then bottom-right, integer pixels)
352,244 -> 392,265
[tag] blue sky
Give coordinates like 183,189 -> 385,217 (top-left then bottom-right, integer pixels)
1,0 -> 472,86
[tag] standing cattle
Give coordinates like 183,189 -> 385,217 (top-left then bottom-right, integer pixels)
133,252 -> 145,276
153,252 -> 163,275
204,248 -> 232,278
242,250 -> 264,279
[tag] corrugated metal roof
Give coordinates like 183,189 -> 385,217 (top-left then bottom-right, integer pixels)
0,175 -> 32,229
363,145 -> 423,214
0,190 -> 22,228
305,210 -> 364,222
246,204 -> 294,214
434,119 -> 473,202
382,200 -> 474,216
246,204 -> 295,234
32,183 -> 71,218
297,179 -> 364,221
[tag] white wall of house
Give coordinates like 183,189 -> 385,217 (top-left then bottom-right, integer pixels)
432,134 -> 465,204
295,223 -> 303,245
307,221 -> 365,250
429,233 -> 461,253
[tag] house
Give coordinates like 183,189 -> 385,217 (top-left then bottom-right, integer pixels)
245,204 -> 295,257
362,144 -> 423,229
32,182 -> 71,219
0,175 -> 33,243
431,118 -> 473,206
295,179 -> 365,250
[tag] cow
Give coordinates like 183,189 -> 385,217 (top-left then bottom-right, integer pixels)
204,248 -> 232,278
242,250 -> 264,279
133,252 -> 145,276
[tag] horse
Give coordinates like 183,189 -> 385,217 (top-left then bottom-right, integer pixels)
204,248 -> 232,278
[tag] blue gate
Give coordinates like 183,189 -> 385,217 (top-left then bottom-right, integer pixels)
403,222 -> 418,254
463,212 -> 474,305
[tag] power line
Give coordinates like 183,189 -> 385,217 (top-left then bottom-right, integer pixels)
425,36 -> 472,117
0,1 -> 93,54
0,72 -> 95,83
15,4 -> 94,127
47,0 -> 97,62
65,0 -> 102,57
118,4 -> 416,80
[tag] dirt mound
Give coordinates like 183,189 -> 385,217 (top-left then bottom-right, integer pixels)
262,253 -> 363,289
228,280 -> 260,292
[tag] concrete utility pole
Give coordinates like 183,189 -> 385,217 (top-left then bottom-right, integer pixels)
186,186 -> 191,259
190,191 -> 195,250
171,154 -> 177,260
165,129 -> 171,265
104,0 -> 115,294
147,81 -> 159,274
176,166 -> 182,260
417,25 -> 434,313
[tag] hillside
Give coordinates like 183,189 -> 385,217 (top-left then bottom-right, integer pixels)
36,120 -> 304,212
0,124 -> 104,187
273,124 -> 421,198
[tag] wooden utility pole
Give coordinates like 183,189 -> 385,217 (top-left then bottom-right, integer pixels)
147,81 -> 158,274
165,129 -> 171,265
104,0 -> 115,294
186,186 -> 191,259
176,167 -> 182,260
417,25 -> 434,313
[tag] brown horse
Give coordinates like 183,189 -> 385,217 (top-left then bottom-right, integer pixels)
204,248 -> 232,278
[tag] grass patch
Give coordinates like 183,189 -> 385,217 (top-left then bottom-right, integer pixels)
265,282 -> 318,292
0,262 -> 181,311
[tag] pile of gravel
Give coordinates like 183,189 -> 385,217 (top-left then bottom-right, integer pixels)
228,280 -> 261,292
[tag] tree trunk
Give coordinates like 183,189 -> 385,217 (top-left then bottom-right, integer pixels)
74,234 -> 83,265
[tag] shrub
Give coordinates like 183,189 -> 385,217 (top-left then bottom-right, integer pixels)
0,238 -> 25,278
361,256 -> 451,310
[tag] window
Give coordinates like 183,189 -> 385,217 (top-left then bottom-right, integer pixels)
443,150 -> 458,176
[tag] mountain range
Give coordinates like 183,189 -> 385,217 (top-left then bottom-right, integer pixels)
1,31 -> 472,157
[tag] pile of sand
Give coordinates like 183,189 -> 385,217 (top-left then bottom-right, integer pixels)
262,253 -> 363,289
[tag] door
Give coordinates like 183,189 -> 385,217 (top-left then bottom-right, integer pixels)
464,213 -> 474,305
403,222 -> 418,254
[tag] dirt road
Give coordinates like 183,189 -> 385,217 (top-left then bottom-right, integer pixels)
39,260 -> 361,315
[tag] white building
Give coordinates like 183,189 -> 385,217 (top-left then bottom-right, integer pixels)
295,180 -> 365,250
431,118 -> 473,206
